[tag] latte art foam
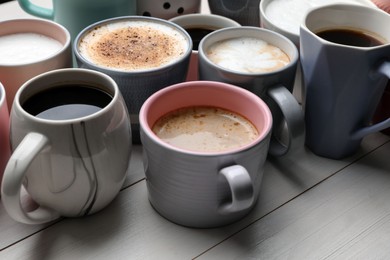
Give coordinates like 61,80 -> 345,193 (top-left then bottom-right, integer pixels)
206,37 -> 290,73
78,21 -> 189,71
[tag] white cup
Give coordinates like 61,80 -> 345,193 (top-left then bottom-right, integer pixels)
1,68 -> 132,224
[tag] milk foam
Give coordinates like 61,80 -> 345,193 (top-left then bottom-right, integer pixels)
153,106 -> 258,152
78,21 -> 189,71
0,33 -> 62,65
206,37 -> 290,73
265,0 -> 372,35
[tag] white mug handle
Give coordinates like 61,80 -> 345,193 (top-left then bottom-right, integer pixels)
218,165 -> 254,214
267,85 -> 305,156
1,132 -> 61,224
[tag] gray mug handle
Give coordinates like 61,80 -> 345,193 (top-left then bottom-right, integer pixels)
218,165 -> 254,215
267,85 -> 305,156
352,60 -> 390,139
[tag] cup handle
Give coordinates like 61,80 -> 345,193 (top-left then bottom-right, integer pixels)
352,61 -> 390,139
218,165 -> 254,215
18,0 -> 54,19
1,132 -> 61,224
267,85 -> 305,156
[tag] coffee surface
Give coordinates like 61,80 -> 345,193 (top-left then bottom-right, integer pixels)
316,28 -> 384,47
23,85 -> 112,120
185,27 -> 215,51
206,37 -> 290,73
152,106 -> 258,152
0,33 -> 62,64
78,21 -> 189,71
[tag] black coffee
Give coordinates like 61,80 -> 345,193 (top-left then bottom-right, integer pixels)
185,27 -> 215,50
316,28 -> 384,47
23,85 -> 112,120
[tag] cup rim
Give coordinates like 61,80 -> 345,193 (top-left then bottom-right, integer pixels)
13,68 -> 121,125
198,26 -> 299,76
139,80 -> 273,156
169,13 -> 241,27
74,15 -> 193,75
301,3 -> 390,49
0,82 -> 5,108
0,18 -> 71,67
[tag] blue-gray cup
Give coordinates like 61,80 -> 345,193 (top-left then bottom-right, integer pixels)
300,4 -> 390,159
74,16 -> 192,143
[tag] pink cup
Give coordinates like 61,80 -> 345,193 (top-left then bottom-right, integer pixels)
0,83 -> 10,190
139,81 -> 272,228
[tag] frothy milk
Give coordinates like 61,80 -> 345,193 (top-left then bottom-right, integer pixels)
206,37 -> 290,73
153,106 -> 259,152
78,21 -> 189,71
0,33 -> 63,65
265,0 -> 374,35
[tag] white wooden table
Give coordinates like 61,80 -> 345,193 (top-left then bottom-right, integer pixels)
1,1 -> 390,259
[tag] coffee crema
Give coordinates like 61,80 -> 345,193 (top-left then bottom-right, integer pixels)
152,106 -> 258,152
78,21 -> 189,71
206,37 -> 290,73
0,33 -> 62,65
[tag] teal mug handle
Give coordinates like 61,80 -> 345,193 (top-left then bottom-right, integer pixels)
18,0 -> 54,20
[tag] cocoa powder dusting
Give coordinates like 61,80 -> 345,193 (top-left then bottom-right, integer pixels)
87,26 -> 183,70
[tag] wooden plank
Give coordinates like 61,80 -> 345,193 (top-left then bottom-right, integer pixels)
197,141 -> 390,259
1,135 -> 388,259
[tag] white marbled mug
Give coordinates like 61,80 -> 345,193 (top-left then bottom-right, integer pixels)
1,68 -> 132,224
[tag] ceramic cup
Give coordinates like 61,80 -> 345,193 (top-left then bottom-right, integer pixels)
300,4 -> 390,159
74,16 -> 192,144
260,0 -> 377,47
1,68 -> 132,225
0,83 -> 10,190
0,18 -> 72,109
137,0 -> 201,20
198,27 -> 304,156
140,81 -> 272,228
170,13 -> 240,81
208,0 -> 261,26
17,0 -> 137,41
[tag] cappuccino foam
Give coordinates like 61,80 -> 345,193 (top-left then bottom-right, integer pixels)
152,106 -> 258,152
206,37 -> 290,73
0,33 -> 62,65
78,21 -> 189,71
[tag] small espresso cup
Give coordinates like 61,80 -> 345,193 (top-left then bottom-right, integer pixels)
300,4 -> 390,159
18,0 -> 137,41
0,83 -> 10,190
74,16 -> 192,144
140,81 -> 272,228
170,13 -> 241,81
1,68 -> 132,225
0,19 -> 72,109
208,0 -> 261,26
199,27 -> 304,156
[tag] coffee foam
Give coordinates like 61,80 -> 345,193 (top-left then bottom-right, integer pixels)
206,37 -> 290,73
152,106 -> 259,152
78,21 -> 189,71
265,0 -> 372,35
0,33 -> 62,65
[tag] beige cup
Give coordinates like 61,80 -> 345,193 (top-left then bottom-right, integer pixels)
170,14 -> 240,81
0,83 -> 10,190
0,19 -> 72,109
